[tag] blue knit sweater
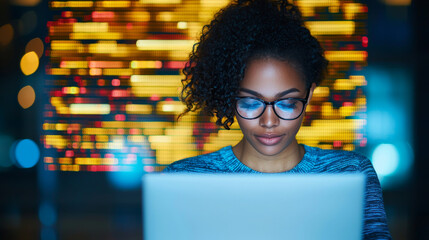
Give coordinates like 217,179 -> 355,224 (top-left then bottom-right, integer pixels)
164,144 -> 392,239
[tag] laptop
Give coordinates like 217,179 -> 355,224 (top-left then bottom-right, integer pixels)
143,173 -> 365,240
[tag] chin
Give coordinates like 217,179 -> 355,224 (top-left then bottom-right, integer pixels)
252,142 -> 289,157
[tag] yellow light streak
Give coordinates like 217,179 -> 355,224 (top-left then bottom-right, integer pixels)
132,87 -> 181,98
127,135 -> 146,143
51,1 -> 94,8
350,75 -> 367,86
98,1 -> 130,8
95,135 -> 109,142
325,51 -> 367,62
81,142 -> 94,149
45,135 -> 68,149
127,11 -> 150,22
177,21 -> 188,29
60,165 -> 80,171
156,101 -> 185,114
70,32 -> 122,40
73,22 -> 109,33
296,119 -> 365,144
339,105 -> 356,117
130,75 -> 182,86
63,87 -> 79,94
89,61 -> 125,68
295,0 -> 340,17
89,68 -> 102,75
59,158 -> 72,164
88,41 -> 118,53
333,79 -> 356,90
130,60 -> 162,69
125,104 -> 153,114
83,128 -> 112,135
49,68 -> 71,75
136,40 -> 195,51
55,123 -> 68,131
75,157 -> 118,165
60,61 -> 88,68
44,157 -> 54,163
143,128 -> 164,136
102,68 -> 133,76
203,129 -> 243,152
51,40 -> 83,50
313,87 -> 330,98
306,21 -> 355,35
101,121 -> 171,129
69,104 -> 111,115
343,3 -> 363,20
140,0 -> 181,4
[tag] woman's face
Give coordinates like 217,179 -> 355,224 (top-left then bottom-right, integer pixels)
236,57 -> 314,157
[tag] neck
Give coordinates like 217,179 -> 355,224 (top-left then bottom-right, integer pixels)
232,139 -> 304,173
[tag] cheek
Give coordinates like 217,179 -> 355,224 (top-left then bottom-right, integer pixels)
286,117 -> 304,135
236,117 -> 258,135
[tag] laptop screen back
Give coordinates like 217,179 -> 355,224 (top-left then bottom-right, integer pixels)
143,173 -> 364,240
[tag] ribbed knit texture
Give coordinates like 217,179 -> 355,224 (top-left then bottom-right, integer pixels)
164,144 -> 392,239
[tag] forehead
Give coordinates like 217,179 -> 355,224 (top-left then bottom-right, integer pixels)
240,58 -> 306,95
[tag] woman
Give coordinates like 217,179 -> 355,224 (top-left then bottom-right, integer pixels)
164,0 -> 391,238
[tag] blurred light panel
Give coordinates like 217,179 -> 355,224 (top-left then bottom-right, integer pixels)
0,135 -> 14,168
367,67 -> 414,188
44,0 -> 369,174
13,139 -> 40,168
38,202 -> 57,226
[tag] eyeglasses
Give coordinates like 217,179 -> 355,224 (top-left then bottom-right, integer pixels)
234,88 -> 310,120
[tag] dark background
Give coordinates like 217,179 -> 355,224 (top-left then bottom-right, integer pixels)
1,0 -> 428,239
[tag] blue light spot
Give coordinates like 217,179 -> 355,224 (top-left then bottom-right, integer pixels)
372,144 -> 399,178
39,202 -> 57,226
13,139 -> 40,168
107,165 -> 143,190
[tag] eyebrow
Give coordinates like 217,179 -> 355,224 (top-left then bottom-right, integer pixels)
238,87 -> 300,98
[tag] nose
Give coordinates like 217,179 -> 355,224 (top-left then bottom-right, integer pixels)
259,105 -> 279,128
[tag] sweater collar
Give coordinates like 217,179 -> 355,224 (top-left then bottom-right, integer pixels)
219,145 -> 316,173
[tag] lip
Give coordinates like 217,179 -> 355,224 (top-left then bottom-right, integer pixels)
255,134 -> 285,146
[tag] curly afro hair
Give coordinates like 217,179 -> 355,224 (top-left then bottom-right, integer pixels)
180,0 -> 328,129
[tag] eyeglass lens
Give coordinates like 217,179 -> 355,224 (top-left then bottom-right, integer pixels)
236,98 -> 305,119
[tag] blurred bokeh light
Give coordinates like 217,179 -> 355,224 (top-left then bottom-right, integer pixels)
12,139 -> 40,168
0,135 -> 15,168
20,51 -> 39,75
17,85 -> 36,109
0,24 -> 14,46
25,37 -> 44,58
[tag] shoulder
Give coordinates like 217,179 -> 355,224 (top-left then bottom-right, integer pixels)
163,147 -> 229,173
305,145 -> 371,173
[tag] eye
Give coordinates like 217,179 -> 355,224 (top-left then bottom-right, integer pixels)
276,99 -> 298,111
237,98 -> 263,110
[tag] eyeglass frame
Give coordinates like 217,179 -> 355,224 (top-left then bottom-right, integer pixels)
234,87 -> 311,120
